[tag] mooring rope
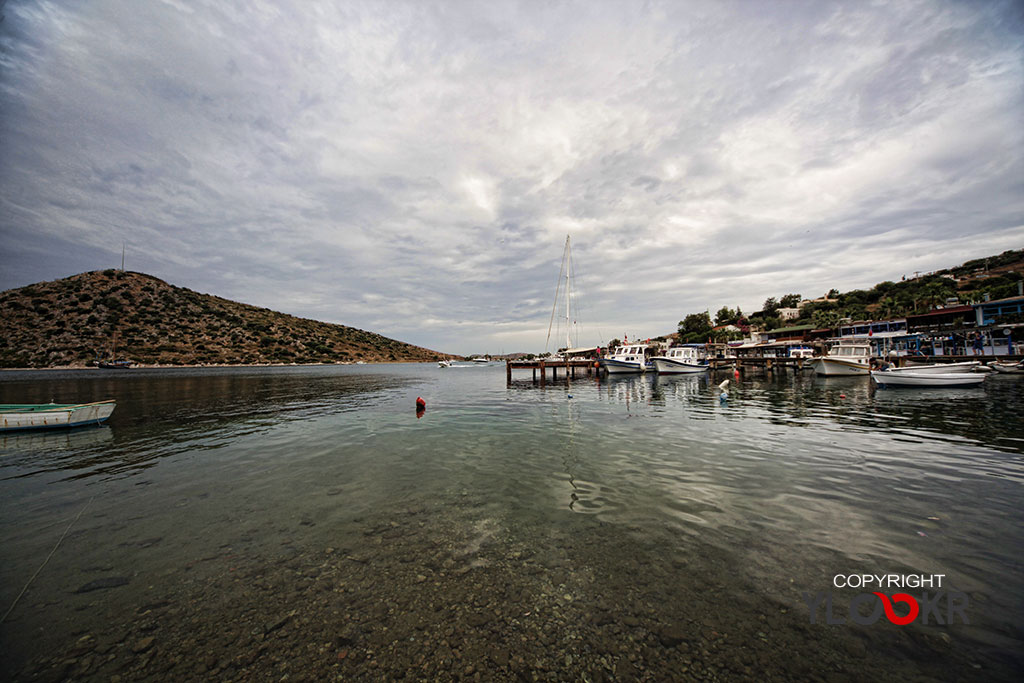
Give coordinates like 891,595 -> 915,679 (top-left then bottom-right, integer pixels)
1,494 -> 95,624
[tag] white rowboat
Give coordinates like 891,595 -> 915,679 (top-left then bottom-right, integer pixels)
1,400 -> 116,431
870,371 -> 985,388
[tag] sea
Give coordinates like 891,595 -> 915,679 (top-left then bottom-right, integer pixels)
0,363 -> 1021,681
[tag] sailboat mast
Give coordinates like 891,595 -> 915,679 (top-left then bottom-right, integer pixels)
565,235 -> 571,353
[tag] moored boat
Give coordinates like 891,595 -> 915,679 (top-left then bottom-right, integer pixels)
808,342 -> 872,376
97,359 -> 133,369
599,344 -> 649,374
884,361 -> 981,374
0,400 -> 116,431
650,345 -> 709,374
870,371 -> 985,388
990,360 -> 1024,374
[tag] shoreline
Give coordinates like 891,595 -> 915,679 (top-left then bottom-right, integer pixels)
0,360 -> 449,372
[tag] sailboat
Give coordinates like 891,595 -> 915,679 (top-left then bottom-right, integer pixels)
97,331 -> 132,369
545,235 -> 585,360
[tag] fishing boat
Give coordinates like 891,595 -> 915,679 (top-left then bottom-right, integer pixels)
870,371 -> 985,388
599,344 -> 649,374
808,342 -> 872,376
650,345 -> 709,374
0,400 -> 116,431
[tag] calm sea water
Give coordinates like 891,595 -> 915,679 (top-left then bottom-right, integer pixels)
0,364 -> 1022,680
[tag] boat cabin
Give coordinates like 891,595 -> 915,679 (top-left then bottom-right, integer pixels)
610,345 -> 648,361
825,343 -> 871,359
663,346 -> 707,361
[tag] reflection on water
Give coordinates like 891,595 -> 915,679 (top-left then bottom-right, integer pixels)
0,365 -> 1021,680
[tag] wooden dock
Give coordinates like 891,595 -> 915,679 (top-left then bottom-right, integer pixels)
506,359 -> 598,385
509,355 -> 1023,383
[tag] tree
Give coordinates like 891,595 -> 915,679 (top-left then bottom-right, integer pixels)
678,312 -> 713,341
762,297 -> 779,316
813,309 -> 840,329
779,293 -> 801,308
714,306 -> 737,326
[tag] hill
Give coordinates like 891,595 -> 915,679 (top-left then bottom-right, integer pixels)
671,248 -> 1024,343
0,270 -> 450,368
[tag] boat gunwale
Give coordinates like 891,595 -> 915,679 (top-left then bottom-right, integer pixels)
0,399 -> 117,413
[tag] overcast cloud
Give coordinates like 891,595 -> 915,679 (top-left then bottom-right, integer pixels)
1,0 -> 1022,354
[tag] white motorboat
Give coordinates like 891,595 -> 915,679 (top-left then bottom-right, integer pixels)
471,357 -> 490,364
990,360 -> 1024,374
650,345 -> 709,374
808,342 -> 872,376
870,371 -> 986,388
599,344 -> 649,374
884,361 -> 981,374
438,359 -> 454,368
1,400 -> 116,431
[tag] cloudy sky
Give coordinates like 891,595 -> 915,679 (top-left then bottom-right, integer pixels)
1,0 -> 1022,354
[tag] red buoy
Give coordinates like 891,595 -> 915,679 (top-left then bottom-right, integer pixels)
415,397 -> 426,408
733,369 -> 740,379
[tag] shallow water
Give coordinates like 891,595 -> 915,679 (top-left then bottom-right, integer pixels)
1,364 -> 1022,680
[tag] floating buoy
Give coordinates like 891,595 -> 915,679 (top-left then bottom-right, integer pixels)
718,379 -> 730,391
567,394 -> 573,399
719,391 -> 728,402
839,394 -> 846,399
415,397 -> 426,408
733,369 -> 740,379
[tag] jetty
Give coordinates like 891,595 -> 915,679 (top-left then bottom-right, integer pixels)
506,358 -> 598,385
508,354 -> 1024,383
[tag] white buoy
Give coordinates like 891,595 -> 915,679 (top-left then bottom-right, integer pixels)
718,379 -> 730,391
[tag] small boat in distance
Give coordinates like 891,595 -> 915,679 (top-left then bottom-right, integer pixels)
650,345 -> 709,374
1,400 -> 116,431
97,359 -> 133,369
471,358 -> 489,364
808,342 -> 872,376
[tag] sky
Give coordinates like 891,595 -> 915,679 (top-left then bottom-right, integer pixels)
1,0 -> 1022,355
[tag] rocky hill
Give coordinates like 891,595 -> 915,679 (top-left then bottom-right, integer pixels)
0,270 -> 450,368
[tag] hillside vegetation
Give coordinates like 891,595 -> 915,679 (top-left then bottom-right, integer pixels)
675,248 -> 1024,343
0,270 -> 449,368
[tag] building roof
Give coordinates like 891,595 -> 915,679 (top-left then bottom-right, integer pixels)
905,305 -> 973,321
974,295 -> 1024,306
765,324 -> 815,334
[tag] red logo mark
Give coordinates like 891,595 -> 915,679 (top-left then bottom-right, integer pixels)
873,592 -> 920,625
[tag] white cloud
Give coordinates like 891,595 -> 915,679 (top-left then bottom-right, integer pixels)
1,0 -> 1022,354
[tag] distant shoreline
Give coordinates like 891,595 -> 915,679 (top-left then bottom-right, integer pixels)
0,360 -> 440,372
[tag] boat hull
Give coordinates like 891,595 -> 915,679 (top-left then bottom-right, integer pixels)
808,358 -> 870,376
600,359 -> 645,374
990,362 -> 1024,374
893,361 -> 980,374
871,372 -> 985,388
651,358 -> 708,374
0,400 -> 116,431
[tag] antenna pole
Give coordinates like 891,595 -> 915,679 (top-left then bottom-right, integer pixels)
121,242 -> 125,271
